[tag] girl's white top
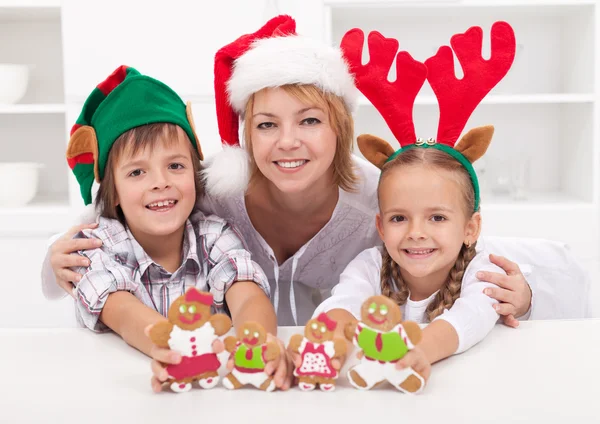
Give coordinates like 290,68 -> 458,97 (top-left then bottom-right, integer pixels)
314,246 -> 503,354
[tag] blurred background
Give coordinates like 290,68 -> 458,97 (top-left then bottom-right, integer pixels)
0,0 -> 598,326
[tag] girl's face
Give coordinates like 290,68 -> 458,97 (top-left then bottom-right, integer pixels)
249,87 -> 337,194
113,130 -> 196,239
376,164 -> 481,283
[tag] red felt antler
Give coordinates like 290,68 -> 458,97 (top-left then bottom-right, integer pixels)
341,29 -> 427,147
425,21 -> 515,146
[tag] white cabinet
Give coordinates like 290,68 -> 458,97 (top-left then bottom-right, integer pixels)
0,0 -> 274,235
0,2 -> 73,234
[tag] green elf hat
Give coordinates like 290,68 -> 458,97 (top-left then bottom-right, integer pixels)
340,22 -> 516,211
66,65 -> 203,205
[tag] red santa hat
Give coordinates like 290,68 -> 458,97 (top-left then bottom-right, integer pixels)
184,288 -> 213,306
205,15 -> 358,198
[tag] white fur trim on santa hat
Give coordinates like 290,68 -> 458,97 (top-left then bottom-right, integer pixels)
202,145 -> 250,198
227,35 -> 358,114
76,203 -> 99,225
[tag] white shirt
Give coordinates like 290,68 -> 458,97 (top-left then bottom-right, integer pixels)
314,246 -> 503,354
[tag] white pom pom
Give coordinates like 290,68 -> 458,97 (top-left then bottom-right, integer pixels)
202,145 -> 250,198
76,203 -> 99,225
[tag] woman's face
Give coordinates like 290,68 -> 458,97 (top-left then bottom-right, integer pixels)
249,87 -> 337,194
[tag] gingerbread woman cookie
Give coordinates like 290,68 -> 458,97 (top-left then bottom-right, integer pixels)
222,322 -> 280,391
148,288 -> 231,393
288,313 -> 347,392
345,295 -> 424,394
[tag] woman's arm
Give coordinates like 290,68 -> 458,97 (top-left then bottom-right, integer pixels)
225,281 -> 277,335
42,223 -> 103,299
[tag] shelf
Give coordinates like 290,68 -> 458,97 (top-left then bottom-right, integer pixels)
0,103 -> 65,114
0,3 -> 59,22
358,93 -> 596,107
0,197 -> 76,235
326,1 -> 596,12
482,192 -> 595,211
0,0 -> 60,9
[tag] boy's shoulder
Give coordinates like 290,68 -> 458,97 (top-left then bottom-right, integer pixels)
189,210 -> 235,236
75,216 -> 131,251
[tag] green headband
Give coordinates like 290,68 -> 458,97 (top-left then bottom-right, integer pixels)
386,142 -> 480,212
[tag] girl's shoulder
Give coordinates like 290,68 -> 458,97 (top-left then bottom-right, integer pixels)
345,246 -> 384,273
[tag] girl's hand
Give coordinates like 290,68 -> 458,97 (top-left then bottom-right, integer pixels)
396,346 -> 431,383
226,334 -> 294,390
478,254 -> 533,328
49,223 -> 102,296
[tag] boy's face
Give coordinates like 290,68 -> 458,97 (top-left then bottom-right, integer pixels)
113,129 -> 196,240
376,165 -> 481,288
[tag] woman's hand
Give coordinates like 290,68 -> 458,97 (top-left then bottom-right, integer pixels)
226,334 -> 295,390
49,223 -> 102,296
477,254 -> 532,328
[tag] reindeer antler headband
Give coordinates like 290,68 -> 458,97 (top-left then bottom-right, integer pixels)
341,22 -> 516,211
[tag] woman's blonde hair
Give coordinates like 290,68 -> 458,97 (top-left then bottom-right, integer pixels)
378,147 -> 478,321
243,84 -> 358,192
96,123 -> 204,225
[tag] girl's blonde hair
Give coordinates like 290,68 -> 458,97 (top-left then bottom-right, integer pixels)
378,147 -> 478,321
96,123 -> 204,225
243,84 -> 358,192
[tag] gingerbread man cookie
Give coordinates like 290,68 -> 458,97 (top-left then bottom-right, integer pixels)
222,322 -> 280,391
345,295 -> 424,394
148,288 -> 231,393
288,313 -> 347,392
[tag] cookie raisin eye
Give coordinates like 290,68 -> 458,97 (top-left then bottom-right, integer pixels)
368,302 -> 377,314
311,322 -> 318,330
179,304 -> 187,314
188,305 -> 197,314
320,326 -> 326,333
379,304 -> 388,315
253,332 -> 259,338
244,328 -> 250,336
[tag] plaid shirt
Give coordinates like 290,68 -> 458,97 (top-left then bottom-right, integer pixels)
72,212 -> 269,332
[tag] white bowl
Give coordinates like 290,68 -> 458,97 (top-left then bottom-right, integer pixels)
0,162 -> 44,207
0,64 -> 29,104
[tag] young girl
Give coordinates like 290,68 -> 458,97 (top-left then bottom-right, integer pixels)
314,22 -> 518,383
65,65 -> 278,391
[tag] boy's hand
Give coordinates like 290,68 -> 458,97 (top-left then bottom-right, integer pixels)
145,325 -> 181,393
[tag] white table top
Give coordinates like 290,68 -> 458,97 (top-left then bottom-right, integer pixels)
2,320 -> 600,423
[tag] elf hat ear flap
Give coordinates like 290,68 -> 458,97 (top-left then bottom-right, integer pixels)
357,134 -> 396,170
66,125 -> 100,205
185,101 -> 204,161
455,125 -> 494,163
